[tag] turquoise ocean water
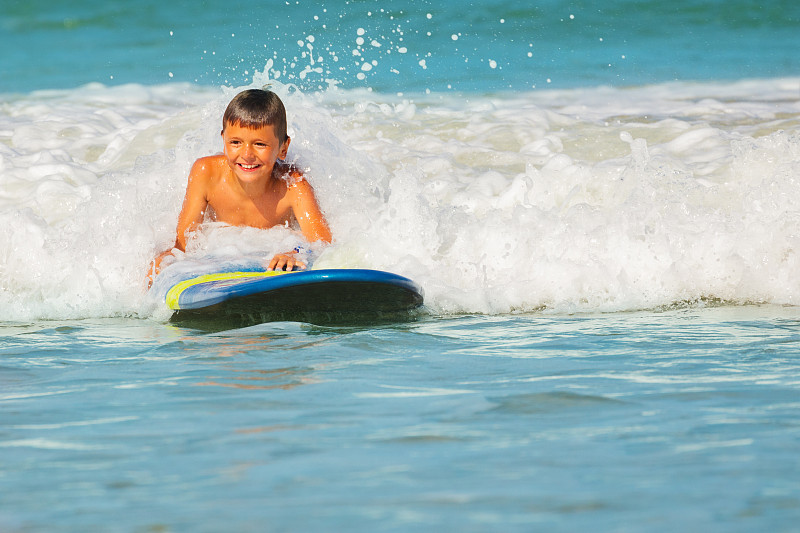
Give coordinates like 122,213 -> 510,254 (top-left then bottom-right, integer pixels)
2,1 -> 800,531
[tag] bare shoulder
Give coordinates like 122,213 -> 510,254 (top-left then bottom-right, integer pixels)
191,155 -> 226,177
187,155 -> 227,190
276,163 -> 313,193
276,161 -> 304,180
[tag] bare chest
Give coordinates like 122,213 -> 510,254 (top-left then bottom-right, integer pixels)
206,183 -> 293,228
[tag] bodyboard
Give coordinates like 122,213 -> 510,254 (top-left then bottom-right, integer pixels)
159,266 -> 424,329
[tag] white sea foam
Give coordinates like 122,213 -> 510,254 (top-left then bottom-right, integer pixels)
1,75 -> 799,320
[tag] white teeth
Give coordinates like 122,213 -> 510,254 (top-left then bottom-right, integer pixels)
240,164 -> 259,169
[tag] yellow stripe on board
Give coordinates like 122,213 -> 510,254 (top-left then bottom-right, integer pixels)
166,270 -> 294,310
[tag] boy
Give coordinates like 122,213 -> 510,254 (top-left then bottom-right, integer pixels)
150,89 -> 332,281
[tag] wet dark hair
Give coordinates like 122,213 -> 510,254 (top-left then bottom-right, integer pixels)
222,89 -> 288,144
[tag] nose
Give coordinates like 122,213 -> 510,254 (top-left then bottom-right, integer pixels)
242,143 -> 255,159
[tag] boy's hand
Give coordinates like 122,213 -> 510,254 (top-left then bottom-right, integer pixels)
268,252 -> 306,272
146,249 -> 176,288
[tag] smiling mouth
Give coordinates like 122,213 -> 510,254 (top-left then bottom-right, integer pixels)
237,163 -> 261,170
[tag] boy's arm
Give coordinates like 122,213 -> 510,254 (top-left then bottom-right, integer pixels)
147,159 -> 212,285
267,178 -> 331,271
291,178 -> 332,244
173,158 -> 213,252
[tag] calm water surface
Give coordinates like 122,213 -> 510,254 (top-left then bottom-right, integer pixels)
2,306 -> 799,532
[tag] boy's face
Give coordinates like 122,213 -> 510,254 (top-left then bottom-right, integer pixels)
221,122 -> 290,184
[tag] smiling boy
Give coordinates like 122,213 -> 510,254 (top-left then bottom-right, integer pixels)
150,89 -> 332,281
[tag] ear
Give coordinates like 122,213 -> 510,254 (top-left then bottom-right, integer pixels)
279,136 -> 291,159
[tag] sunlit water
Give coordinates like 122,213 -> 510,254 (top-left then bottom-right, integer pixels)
2,0 -> 800,531
2,307 -> 800,531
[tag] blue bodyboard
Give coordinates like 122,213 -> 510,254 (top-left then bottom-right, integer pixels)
158,264 -> 424,328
